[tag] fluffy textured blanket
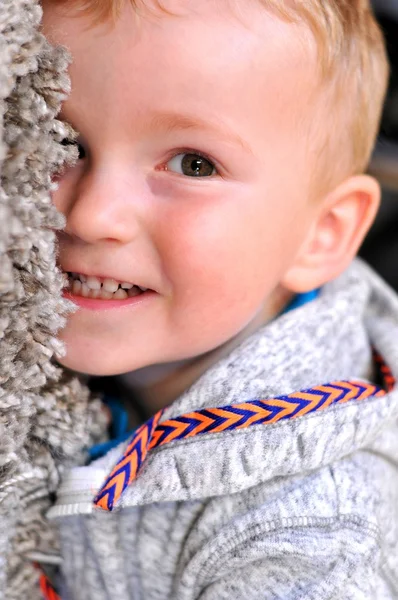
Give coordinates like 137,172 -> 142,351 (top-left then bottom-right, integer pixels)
0,1 -> 107,597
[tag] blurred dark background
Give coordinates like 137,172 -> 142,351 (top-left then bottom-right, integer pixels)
360,1 -> 398,289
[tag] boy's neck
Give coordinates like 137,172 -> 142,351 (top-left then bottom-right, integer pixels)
121,287 -> 293,419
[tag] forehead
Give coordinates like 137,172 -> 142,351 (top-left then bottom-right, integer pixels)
41,0 -> 317,149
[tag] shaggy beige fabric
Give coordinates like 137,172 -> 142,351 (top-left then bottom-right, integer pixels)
0,1 -> 107,597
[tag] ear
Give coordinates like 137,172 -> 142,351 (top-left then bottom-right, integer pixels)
281,175 -> 381,293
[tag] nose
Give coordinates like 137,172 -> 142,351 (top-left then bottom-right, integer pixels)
61,166 -> 144,245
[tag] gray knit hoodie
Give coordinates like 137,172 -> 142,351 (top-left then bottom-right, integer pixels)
0,2 -> 107,598
1,3 -> 398,600
48,260 -> 398,600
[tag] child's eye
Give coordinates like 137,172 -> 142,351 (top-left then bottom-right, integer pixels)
166,153 -> 216,177
61,139 -> 86,160
76,143 -> 86,160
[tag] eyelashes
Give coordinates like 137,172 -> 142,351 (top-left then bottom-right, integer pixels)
60,140 -> 220,179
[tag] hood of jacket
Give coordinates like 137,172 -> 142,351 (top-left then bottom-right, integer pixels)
0,2 -> 106,598
50,259 -> 398,516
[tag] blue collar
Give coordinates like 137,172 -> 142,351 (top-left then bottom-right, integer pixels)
282,289 -> 320,314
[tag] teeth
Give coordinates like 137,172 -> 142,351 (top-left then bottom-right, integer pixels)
81,283 -> 90,297
100,290 -> 114,300
103,278 -> 119,293
72,279 -> 82,295
128,287 -> 142,298
67,273 -> 147,300
114,288 -> 128,299
86,276 -> 102,290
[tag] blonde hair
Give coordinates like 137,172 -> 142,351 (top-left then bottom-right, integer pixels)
47,0 -> 389,190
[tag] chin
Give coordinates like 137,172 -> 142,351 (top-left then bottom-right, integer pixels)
55,346 -> 137,377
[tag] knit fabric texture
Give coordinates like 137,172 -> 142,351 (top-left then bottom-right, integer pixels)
49,260 -> 398,600
0,2 -> 107,598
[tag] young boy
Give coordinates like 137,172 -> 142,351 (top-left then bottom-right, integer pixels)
40,0 -> 398,598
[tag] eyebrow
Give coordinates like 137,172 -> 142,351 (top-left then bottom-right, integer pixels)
145,111 -> 253,154
58,108 -> 253,155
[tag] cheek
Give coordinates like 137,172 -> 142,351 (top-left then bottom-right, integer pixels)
158,189 -> 305,331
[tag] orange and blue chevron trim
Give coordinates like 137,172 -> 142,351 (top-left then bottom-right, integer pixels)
373,351 -> 396,392
95,411 -> 163,511
39,573 -> 61,600
94,357 -> 395,512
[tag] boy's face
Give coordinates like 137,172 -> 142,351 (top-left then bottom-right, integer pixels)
43,0 -> 320,376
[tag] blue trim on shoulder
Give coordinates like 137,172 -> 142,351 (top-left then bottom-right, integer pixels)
87,398 -> 136,462
282,289 -> 320,314
88,431 -> 135,462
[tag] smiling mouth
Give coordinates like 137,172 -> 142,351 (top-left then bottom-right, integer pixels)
66,272 -> 148,300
